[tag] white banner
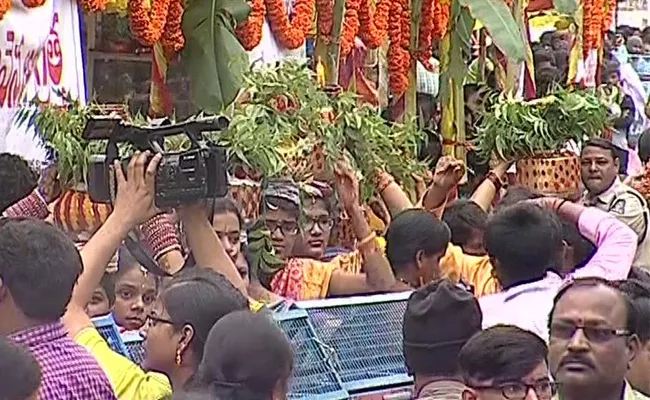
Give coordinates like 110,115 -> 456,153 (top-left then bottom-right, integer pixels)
0,0 -> 85,162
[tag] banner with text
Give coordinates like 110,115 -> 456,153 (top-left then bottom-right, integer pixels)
0,0 -> 85,162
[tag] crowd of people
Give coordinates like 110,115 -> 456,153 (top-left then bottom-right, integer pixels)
4,24 -> 650,400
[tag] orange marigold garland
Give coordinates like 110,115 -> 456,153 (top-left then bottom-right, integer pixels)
0,0 -> 10,20
416,0 -> 434,66
591,0 -> 604,49
79,0 -> 107,12
236,0 -> 266,51
161,0 -> 185,59
129,0 -> 172,47
432,0 -> 450,40
265,0 -> 315,50
582,0 -> 594,57
22,0 -> 46,8
387,0 -> 408,97
358,0 -> 390,49
602,0 -> 616,34
340,0 -> 361,57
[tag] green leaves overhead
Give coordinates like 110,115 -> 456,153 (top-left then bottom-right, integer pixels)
181,0 -> 250,114
458,0 -> 526,62
473,90 -> 610,161
553,0 -> 578,15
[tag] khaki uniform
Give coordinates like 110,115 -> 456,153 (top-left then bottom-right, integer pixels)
583,178 -> 650,268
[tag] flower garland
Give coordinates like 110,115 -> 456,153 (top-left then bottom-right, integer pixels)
602,0 -> 616,34
129,0 -> 172,47
161,0 -> 185,59
582,0 -> 594,57
358,0 -> 390,49
265,0 -> 315,50
22,0 -> 46,8
0,0 -> 10,21
415,0 -> 434,66
591,0 -> 604,49
432,0 -> 450,40
340,0 -> 361,57
79,0 -> 107,13
237,0 -> 266,51
387,0 -> 409,97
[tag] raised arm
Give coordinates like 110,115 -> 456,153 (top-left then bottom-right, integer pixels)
327,160 -> 398,296
64,152 -> 162,337
536,197 -> 637,280
470,161 -> 511,212
178,205 -> 248,296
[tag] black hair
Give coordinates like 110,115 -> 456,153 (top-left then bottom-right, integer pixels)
535,66 -> 561,95
261,197 -> 300,220
616,279 -> 650,343
117,245 -> 141,278
442,200 -> 487,248
638,130 -> 650,163
463,84 -> 481,102
498,185 -> 542,209
161,268 -> 249,369
602,58 -> 621,82
385,209 -> 451,272
561,220 -> 596,270
209,197 -> 243,228
100,272 -> 117,308
418,129 -> 443,170
0,218 -> 82,320
460,325 -> 548,384
550,277 -> 636,333
540,31 -> 554,46
581,138 -> 619,160
629,267 -> 650,284
0,153 -> 38,214
0,335 -> 42,400
193,311 -> 293,400
533,46 -> 556,66
485,203 -> 563,286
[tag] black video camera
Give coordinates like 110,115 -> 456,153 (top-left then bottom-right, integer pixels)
83,116 -> 230,208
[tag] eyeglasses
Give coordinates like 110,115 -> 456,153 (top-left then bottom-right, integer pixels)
303,216 -> 334,232
146,314 -> 175,328
471,380 -> 557,400
264,219 -> 299,236
550,322 -> 630,343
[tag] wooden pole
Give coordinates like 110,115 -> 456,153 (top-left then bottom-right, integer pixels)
405,0 -> 423,121
324,0 -> 347,85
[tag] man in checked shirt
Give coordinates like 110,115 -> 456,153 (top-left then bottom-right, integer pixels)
0,218 -> 117,400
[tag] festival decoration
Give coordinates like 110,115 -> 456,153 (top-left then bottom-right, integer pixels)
474,90 -> 610,196
236,0 -> 265,50
128,0 -> 172,46
265,0 -> 315,49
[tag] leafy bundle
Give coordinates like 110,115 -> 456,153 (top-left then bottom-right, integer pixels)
219,61 -> 428,201
473,89 -> 610,161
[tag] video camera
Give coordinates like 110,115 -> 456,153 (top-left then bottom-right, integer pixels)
83,115 -> 230,208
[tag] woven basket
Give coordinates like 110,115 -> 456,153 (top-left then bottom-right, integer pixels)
52,190 -> 112,235
230,177 -> 263,224
516,153 -> 580,198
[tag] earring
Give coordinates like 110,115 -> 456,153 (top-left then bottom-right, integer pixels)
175,349 -> 182,366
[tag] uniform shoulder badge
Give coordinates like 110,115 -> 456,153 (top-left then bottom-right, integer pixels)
610,198 -> 627,214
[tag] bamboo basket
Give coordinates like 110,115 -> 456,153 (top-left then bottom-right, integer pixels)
516,153 -> 581,198
229,176 -> 263,224
51,189 -> 112,236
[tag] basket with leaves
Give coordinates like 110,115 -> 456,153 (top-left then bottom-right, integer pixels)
474,90 -> 610,197
15,96 -> 134,236
218,61 -> 428,223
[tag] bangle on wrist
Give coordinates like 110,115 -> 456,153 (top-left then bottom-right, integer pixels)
556,199 -> 569,212
357,232 -> 377,250
486,171 -> 504,191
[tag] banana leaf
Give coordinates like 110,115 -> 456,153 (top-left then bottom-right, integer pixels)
181,0 -> 251,114
458,0 -> 526,63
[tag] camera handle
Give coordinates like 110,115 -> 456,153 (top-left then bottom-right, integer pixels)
105,138 -> 173,278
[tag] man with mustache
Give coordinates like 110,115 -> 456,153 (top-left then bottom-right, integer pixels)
581,138 -> 650,268
548,278 -> 648,400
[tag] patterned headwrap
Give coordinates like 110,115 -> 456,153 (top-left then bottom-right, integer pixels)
262,179 -> 301,210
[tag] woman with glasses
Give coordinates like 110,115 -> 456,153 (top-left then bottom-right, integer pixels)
252,160 -> 398,301
141,268 -> 249,389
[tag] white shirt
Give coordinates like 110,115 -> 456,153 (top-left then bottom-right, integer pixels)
479,207 -> 637,342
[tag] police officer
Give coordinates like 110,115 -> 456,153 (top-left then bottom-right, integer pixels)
581,138 -> 650,267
